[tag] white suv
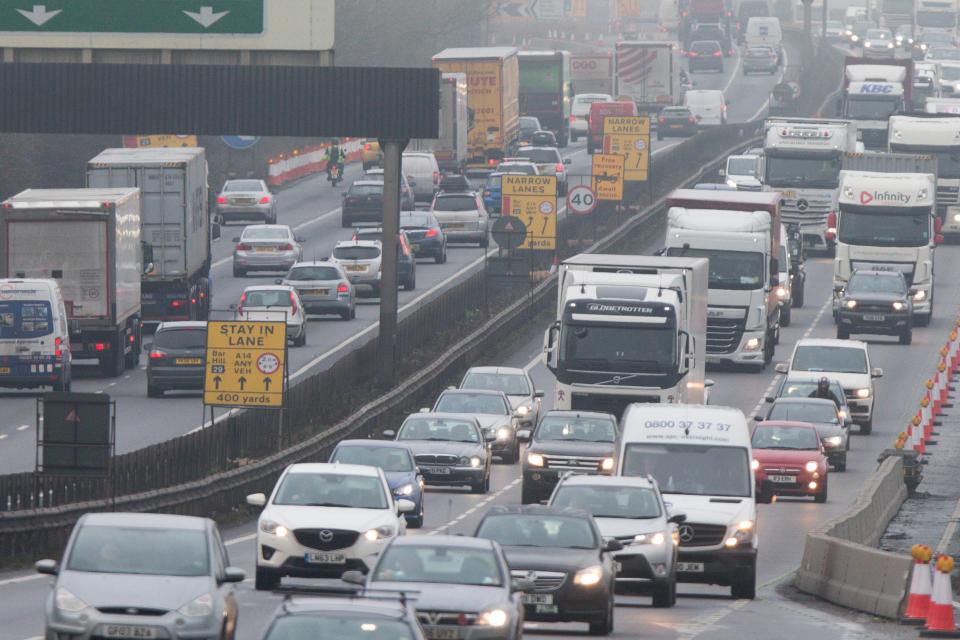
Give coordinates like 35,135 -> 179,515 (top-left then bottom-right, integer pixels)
776,338 -> 883,434
247,462 -> 415,590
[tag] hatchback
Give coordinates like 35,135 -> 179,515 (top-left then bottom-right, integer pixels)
350,227 -> 417,291
430,191 -> 489,247
518,116 -> 543,146
365,167 -> 417,208
516,146 -> 570,195
216,179 -> 276,224
400,210 -> 448,263
688,40 -> 724,72
743,45 -> 779,74
236,285 -> 307,346
146,321 -> 206,397
330,240 -> 384,296
751,421 -> 829,502
657,106 -> 698,139
280,261 -> 355,320
232,224 -> 303,277
341,179 -> 415,228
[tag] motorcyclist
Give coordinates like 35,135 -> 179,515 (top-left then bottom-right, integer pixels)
326,141 -> 344,181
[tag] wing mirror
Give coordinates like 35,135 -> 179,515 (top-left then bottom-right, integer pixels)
564,158 -> 572,165
511,577 -> 535,592
383,429 -> 396,439
603,538 -> 624,552
485,431 -> 497,442
775,363 -> 788,374
419,407 -> 431,413
232,237 -> 241,243
872,367 -> 884,378
397,498 -> 416,514
668,512 -> 687,525
246,493 -> 266,507
223,567 -> 246,583
534,390 -> 545,399
342,570 -> 366,586
35,559 -> 58,575
516,428 -> 532,442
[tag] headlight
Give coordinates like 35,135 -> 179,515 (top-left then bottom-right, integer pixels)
775,286 -> 787,299
838,409 -> 847,420
953,213 -> 960,222
851,35 -> 859,42
892,301 -> 905,311
497,427 -> 511,441
394,483 -> 414,496
178,593 -> 214,618
260,519 -> 289,537
516,405 -> 530,416
864,41 -> 871,47
478,607 -> 509,627
363,526 -> 395,542
887,42 -> 894,48
458,456 -> 471,466
856,388 -> 871,399
751,458 -> 760,471
573,565 -> 604,586
55,587 -> 88,613
744,337 -> 761,351
824,436 -> 843,447
844,299 -> 857,309
634,532 -> 666,545
737,520 -> 754,532
805,461 -> 819,472
600,457 -> 615,472
528,452 -> 545,467
914,289 -> 927,301
470,456 -> 481,468
726,178 -> 738,188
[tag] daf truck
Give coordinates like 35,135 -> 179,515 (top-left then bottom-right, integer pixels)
841,59 -> 912,150
664,190 -> 783,371
543,254 -> 709,418
86,147 -> 212,325
834,160 -> 940,326
763,118 -> 859,254
518,50 -> 572,147
410,72 -> 469,173
433,47 -> 520,171
0,189 -> 143,377
889,115 -> 960,237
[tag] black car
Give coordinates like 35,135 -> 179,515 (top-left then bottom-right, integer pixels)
689,23 -> 732,55
474,505 -> 621,635
400,210 -> 447,263
836,270 -> 913,344
351,226 -> 417,291
341,179 -> 415,228
260,591 -> 426,640
146,321 -> 206,397
517,410 -> 618,504
657,107 -> 698,139
688,40 -> 724,73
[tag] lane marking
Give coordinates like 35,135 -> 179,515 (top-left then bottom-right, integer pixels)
746,47 -> 791,123
16,425 -> 28,431
721,49 -> 744,96
426,478 -> 521,536
0,434 -> 7,440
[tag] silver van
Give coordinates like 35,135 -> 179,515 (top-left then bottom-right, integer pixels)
403,152 -> 441,202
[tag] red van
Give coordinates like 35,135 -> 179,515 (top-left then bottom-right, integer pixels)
587,100 -> 639,154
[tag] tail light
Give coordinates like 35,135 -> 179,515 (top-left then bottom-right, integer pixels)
337,282 -> 349,294
488,158 -> 499,167
689,51 -> 698,57
688,117 -> 697,124
236,242 -> 252,251
259,195 -> 271,204
826,211 -> 838,241
714,51 -> 723,57
94,343 -> 108,352
217,195 -> 227,204
149,349 -> 167,360
425,228 -> 439,238
554,162 -> 563,172
238,292 -> 247,316
364,143 -> 371,150
279,243 -> 294,251
433,171 -> 440,185
345,197 -> 358,205
483,190 -> 491,197
289,291 -> 299,315
170,299 -> 185,309
55,337 -> 62,358
569,115 -> 576,123
659,116 -> 666,124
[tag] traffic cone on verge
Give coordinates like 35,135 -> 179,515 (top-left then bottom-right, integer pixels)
921,554 -> 960,637
903,544 -> 933,624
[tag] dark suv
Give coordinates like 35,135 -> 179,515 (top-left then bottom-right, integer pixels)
688,40 -> 724,73
836,269 -> 914,344
341,179 -> 415,228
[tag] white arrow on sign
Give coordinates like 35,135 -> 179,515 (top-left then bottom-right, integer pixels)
184,6 -> 230,28
17,4 -> 62,26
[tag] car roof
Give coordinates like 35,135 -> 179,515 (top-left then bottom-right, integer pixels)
435,190 -> 476,197
755,420 -> 819,430
335,439 -> 413,452
795,338 -> 867,349
335,240 -> 381,248
156,321 -> 207,331
351,180 -> 384,187
279,596 -> 411,619
388,534 -> 494,549
286,462 -> 382,477
465,366 -> 527,376
772,397 -> 838,407
403,412 -> 482,423
783,375 -> 844,387
558,474 -> 654,489
850,269 -> 904,278
541,409 -> 616,421
243,224 -> 291,231
290,260 -> 340,268
517,146 -> 559,152
482,504 -> 595,520
243,284 -> 296,293
440,388 -> 510,398
80,512 -> 208,530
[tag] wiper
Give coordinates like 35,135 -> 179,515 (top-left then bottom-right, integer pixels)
571,358 -> 610,369
303,502 -> 353,508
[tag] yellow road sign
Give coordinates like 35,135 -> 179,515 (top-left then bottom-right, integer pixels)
592,154 -> 625,201
204,321 -> 286,408
502,175 -> 558,250
602,116 -> 650,182
616,0 -> 642,17
603,116 -> 650,136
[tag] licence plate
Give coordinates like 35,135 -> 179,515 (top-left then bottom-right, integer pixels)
304,289 -> 329,296
863,314 -> 885,322
444,223 -> 468,229
670,124 -> 683,129
103,626 -> 156,639
424,629 -> 458,640
175,358 -> 201,365
0,367 -> 10,374
345,265 -> 366,272
769,474 -> 796,483
522,593 -> 554,605
422,465 -> 451,475
676,562 -> 705,573
255,247 -> 276,252
305,552 -> 346,564
536,604 -> 559,614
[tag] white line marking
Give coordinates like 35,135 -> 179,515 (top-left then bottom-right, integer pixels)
16,425 -> 28,431
747,48 -> 790,122
721,49 -> 744,96
0,434 -> 8,440
427,478 -> 521,536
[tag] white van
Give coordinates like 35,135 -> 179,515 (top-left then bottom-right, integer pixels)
402,152 -> 441,203
0,278 -> 71,391
616,403 -> 759,599
684,90 -> 727,126
745,17 -> 783,56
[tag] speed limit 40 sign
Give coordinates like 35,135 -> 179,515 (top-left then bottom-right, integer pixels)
566,185 -> 597,215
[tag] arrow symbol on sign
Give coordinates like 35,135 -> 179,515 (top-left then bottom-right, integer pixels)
17,4 -> 62,26
263,377 -> 272,392
237,376 -> 247,391
183,6 -> 229,28
213,375 -> 222,390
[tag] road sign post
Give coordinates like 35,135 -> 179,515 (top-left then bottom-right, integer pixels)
204,320 -> 287,408
501,175 -> 559,251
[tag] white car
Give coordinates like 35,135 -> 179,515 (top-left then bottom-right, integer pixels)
570,93 -> 613,142
246,462 -> 415,590
776,338 -> 883,434
863,28 -> 896,58
329,240 -> 383,296
684,89 -> 727,126
236,285 -> 308,346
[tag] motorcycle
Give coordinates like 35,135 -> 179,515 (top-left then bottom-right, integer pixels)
327,161 -> 343,187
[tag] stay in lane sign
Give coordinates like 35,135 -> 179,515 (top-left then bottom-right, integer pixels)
501,175 -> 558,250
603,116 -> 650,182
204,321 -> 286,408
592,154 -> 625,201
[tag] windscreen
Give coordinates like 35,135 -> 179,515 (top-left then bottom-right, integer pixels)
518,149 -> 561,164
68,526 -> 209,576
461,371 -> 531,395
560,325 -> 677,372
476,515 -> 597,549
434,393 -> 509,415
941,66 -> 960,81
224,180 -> 264,192
727,157 -> 758,176
333,246 -> 380,260
621,444 -> 752,497
847,274 -> 907,294
153,327 -> 206,350
838,206 -> 930,247
372,546 -> 502,586
0,300 -> 53,339
535,416 -> 616,443
552,485 -> 661,519
400,213 -> 434,228
752,426 -> 820,450
274,472 -> 387,509
665,247 -> 765,290
434,195 -> 478,211
348,184 -> 383,196
286,266 -> 341,281
243,227 -> 289,241
519,117 -> 541,134
765,155 -> 841,188
243,290 -> 292,307
330,445 -> 413,472
266,617 -> 415,640
768,402 -> 839,424
397,418 -> 479,443
846,96 -> 900,119
498,164 -> 537,175
792,346 -> 868,374
691,41 -> 720,54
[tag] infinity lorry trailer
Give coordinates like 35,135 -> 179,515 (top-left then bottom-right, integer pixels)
86,147 -> 212,324
544,254 -> 708,418
0,188 -> 143,377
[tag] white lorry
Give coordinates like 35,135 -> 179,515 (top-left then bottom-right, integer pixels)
842,64 -> 908,151
409,72 -> 468,173
615,41 -> 681,118
543,254 -> 708,418
834,161 -> 940,326
889,115 -> 960,238
664,190 -> 784,371
763,118 -> 859,254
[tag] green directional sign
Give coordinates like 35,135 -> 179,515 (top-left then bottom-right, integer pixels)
0,1 -> 264,34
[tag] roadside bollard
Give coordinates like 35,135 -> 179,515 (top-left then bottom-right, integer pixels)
921,554 -> 960,637
903,543 -> 934,624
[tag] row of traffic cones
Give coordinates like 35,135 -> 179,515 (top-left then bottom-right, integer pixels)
903,544 -> 960,636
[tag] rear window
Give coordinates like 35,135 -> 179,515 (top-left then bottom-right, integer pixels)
747,47 -> 773,56
662,108 -> 691,116
349,184 -> 383,196
691,41 -> 720,53
0,300 -> 53,339
400,213 -> 435,227
334,246 -> 381,260
243,290 -> 292,308
520,117 -> 541,133
518,149 -> 561,164
153,328 -> 206,350
497,164 -> 537,176
286,266 -> 341,281
224,180 -> 263,192
243,227 -> 289,241
403,156 -> 434,172
434,195 -> 478,212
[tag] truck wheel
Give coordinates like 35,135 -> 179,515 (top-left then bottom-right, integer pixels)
915,313 -> 931,327
900,328 -> 913,345
780,304 -> 791,327
731,566 -> 757,599
102,337 -> 125,378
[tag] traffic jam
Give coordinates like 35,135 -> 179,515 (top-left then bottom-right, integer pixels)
4,0 -> 960,639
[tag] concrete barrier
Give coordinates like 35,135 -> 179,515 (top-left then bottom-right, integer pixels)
795,457 -> 913,619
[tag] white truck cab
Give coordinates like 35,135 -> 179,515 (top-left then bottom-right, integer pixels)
617,403 -> 758,599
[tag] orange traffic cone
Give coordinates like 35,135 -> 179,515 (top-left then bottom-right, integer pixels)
903,544 -> 933,624
921,554 -> 960,637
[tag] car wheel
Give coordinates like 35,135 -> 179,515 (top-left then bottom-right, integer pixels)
471,477 -> 487,494
780,304 -> 791,327
837,326 -> 850,340
233,264 -> 245,278
900,328 -> 913,345
350,306 -> 357,320
860,419 -> 872,435
435,251 -> 444,264
501,442 -> 518,465
341,215 -> 351,228
652,576 -> 677,608
588,596 -> 614,635
571,132 -> 578,142
255,567 -> 280,591
147,384 -> 163,398
834,455 -> 847,472
480,234 -> 489,249
731,566 -> 757,599
658,132 -> 663,140
814,479 -> 828,503
298,328 -> 307,346
793,282 -> 805,308
408,506 -> 424,529
521,484 -> 539,505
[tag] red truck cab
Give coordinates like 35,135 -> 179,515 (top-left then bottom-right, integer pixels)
587,100 -> 638,154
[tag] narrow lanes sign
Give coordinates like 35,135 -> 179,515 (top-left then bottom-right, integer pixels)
501,174 -> 558,250
0,1 -> 265,33
204,321 -> 286,408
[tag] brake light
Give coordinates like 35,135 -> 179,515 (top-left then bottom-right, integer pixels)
555,162 -> 563,172
714,51 -> 723,57
569,115 -> 576,123
433,171 -> 440,185
279,243 -> 294,251
425,228 -> 439,238
217,195 -> 227,204
170,299 -> 185,309
94,343 -> 107,352
149,349 -> 167,360
659,116 -> 666,124
689,51 -> 699,57
364,143 -> 371,150
337,282 -> 349,293
54,337 -> 62,358
688,117 -> 697,124
289,291 -> 299,316
238,292 -> 246,316
236,242 -> 252,251
828,211 -> 837,228
488,158 -> 499,167
259,195 -> 271,204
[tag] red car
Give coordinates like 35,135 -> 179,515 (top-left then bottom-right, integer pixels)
751,421 -> 829,503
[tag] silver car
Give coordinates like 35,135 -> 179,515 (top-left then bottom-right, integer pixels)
216,179 -> 277,224
743,45 -> 778,75
459,366 -> 543,427
431,389 -> 521,464
330,240 -> 383,296
516,146 -> 571,196
430,191 -> 489,247
37,512 -> 244,640
232,224 -> 303,277
281,260 -> 355,320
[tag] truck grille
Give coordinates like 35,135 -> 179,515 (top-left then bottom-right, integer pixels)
860,129 -> 888,150
512,569 -> 567,591
293,528 -> 359,551
415,454 -> 459,465
571,393 -> 660,418
542,454 -> 604,471
937,185 -> 959,216
706,317 -> 745,355
678,522 -> 727,547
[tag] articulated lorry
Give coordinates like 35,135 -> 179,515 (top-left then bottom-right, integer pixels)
410,72 -> 469,173
86,148 -> 212,325
664,190 -> 783,371
841,58 -> 912,150
433,47 -> 520,171
615,41 -> 682,118
543,254 -> 708,418
835,153 -> 940,325
763,118 -> 859,253
571,53 -> 614,97
518,50 -> 572,147
0,189 -> 143,377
